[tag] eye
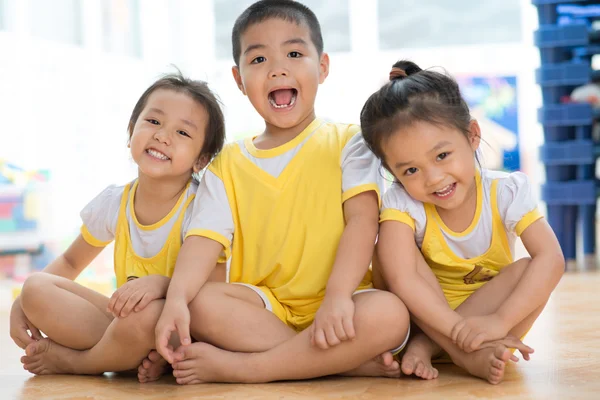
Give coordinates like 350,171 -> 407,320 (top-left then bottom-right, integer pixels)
146,119 -> 159,125
437,152 -> 449,161
404,167 -> 418,176
177,130 -> 190,138
251,56 -> 266,64
288,51 -> 302,58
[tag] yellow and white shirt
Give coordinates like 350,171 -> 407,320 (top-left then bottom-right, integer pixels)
187,118 -> 384,330
381,169 -> 542,309
80,179 -> 197,287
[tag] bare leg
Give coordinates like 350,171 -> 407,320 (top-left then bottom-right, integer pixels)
20,272 -> 113,349
137,263 -> 228,383
171,291 -> 410,384
189,282 -> 296,352
20,300 -> 164,375
403,256 -> 539,384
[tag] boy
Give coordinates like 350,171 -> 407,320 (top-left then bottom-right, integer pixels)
154,0 -> 410,383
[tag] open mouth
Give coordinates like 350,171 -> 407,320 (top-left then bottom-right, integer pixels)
432,183 -> 456,198
146,148 -> 170,161
268,88 -> 297,109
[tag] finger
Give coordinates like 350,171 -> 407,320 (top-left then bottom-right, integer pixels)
175,319 -> 191,347
451,321 -> 464,343
155,325 -> 175,364
120,291 -> 142,317
27,323 -> 43,341
107,289 -> 121,313
462,331 -> 476,353
134,293 -> 153,312
456,327 -> 471,351
113,288 -> 133,317
314,328 -> 328,350
325,325 -> 341,347
333,319 -> 348,342
342,316 -> 355,340
470,332 -> 487,352
12,334 -> 29,349
13,329 -> 34,349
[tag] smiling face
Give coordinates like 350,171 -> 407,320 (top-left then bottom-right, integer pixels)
232,18 -> 329,135
129,89 -> 208,181
383,120 -> 481,211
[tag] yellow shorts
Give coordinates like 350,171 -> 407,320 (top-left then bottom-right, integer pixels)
234,284 -> 410,355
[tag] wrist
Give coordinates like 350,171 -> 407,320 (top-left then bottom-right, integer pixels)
493,310 -> 512,330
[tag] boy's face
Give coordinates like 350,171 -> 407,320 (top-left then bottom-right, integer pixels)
232,18 -> 329,132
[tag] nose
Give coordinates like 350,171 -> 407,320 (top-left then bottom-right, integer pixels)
425,167 -> 445,188
269,61 -> 289,78
153,128 -> 171,145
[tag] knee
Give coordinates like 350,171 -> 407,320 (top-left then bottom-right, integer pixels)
20,272 -> 54,314
188,283 -> 226,338
499,257 -> 531,282
358,292 -> 410,348
112,300 -> 164,344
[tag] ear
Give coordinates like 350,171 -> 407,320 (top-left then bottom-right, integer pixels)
318,52 -> 330,84
193,154 -> 210,173
468,119 -> 481,152
232,65 -> 246,95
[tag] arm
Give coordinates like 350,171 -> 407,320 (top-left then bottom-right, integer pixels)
326,190 -> 379,296
311,190 -> 379,349
154,235 -> 222,362
495,218 -> 564,326
377,220 -> 463,337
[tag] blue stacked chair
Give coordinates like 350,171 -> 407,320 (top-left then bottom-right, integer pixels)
533,0 -> 600,263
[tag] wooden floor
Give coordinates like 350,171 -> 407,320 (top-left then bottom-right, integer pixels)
1,271 -> 599,400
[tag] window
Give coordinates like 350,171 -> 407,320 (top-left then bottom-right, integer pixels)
214,0 -> 350,60
102,0 -> 142,58
30,0 -> 83,45
378,0 -> 522,50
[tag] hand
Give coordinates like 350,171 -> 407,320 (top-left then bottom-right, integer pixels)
107,275 -> 170,318
10,298 -> 43,349
451,313 -> 510,352
479,335 -> 535,361
310,294 -> 355,349
155,300 -> 191,364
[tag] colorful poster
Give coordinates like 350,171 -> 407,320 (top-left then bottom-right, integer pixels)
456,76 -> 520,171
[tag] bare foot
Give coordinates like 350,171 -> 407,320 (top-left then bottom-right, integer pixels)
21,339 -> 76,375
138,350 -> 170,383
459,344 -> 513,385
341,351 -> 401,378
400,334 -> 439,380
171,342 -> 245,384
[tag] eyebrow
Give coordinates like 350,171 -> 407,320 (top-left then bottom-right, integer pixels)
243,43 -> 266,55
147,107 -> 197,131
243,38 -> 308,56
283,38 -> 308,47
393,140 -> 453,169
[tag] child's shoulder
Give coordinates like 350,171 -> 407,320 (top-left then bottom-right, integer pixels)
481,169 -> 531,191
90,181 -> 131,203
383,184 -> 424,211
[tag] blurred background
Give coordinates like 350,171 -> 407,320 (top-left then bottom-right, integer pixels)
0,0 -> 586,302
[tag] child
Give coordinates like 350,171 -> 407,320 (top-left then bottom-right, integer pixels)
11,72 -> 226,380
361,60 -> 564,384
153,0 -> 411,384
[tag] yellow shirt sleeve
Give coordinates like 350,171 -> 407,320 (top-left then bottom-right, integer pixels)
515,208 -> 544,236
379,209 -> 416,231
80,225 -> 112,247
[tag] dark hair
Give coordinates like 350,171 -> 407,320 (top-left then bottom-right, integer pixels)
360,60 -> 474,171
232,0 -> 323,65
127,71 -> 225,163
